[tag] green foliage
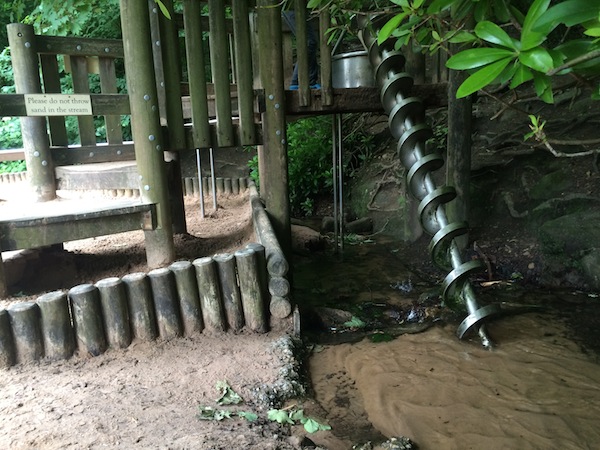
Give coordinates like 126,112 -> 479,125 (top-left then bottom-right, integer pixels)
267,407 -> 331,433
0,117 -> 23,149
0,160 -> 27,174
287,116 -> 333,216
343,315 -> 367,328
372,0 -> 600,103
197,406 -> 233,421
197,382 -> 329,433
215,381 -> 243,405
248,114 -> 377,217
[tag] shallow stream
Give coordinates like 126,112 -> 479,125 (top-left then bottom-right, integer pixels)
293,238 -> 600,449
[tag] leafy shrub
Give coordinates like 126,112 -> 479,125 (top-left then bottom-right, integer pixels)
0,160 -> 26,173
248,116 -> 333,216
248,114 -> 377,217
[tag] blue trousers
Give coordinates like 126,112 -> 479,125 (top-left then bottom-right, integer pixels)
282,10 -> 319,86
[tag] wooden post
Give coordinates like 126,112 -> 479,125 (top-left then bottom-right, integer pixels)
232,0 -> 257,145
183,0 -> 212,148
154,0 -> 187,234
7,302 -> 44,363
319,8 -> 333,106
235,248 -> 268,332
120,0 -> 175,268
0,259 -> 8,299
0,309 -> 16,368
122,272 -> 158,341
213,253 -> 244,330
256,0 -> 293,264
193,257 -> 226,332
446,43 -> 472,251
148,267 -> 183,339
169,260 -> 204,335
209,0 -> 234,147
404,40 -> 426,84
37,291 -> 75,360
69,284 -> 107,357
7,23 -> 56,202
96,277 -> 132,349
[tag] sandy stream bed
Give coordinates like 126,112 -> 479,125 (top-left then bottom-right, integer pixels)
1,186 -> 600,449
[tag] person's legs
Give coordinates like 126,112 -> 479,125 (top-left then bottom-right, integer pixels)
283,10 -> 319,88
282,11 -> 299,86
306,18 -> 319,86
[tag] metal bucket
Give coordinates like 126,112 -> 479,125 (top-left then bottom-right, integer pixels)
332,51 -> 375,88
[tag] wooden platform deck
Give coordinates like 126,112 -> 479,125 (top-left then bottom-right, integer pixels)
0,181 -> 156,296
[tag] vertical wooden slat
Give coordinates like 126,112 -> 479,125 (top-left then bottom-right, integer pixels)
157,0 -> 186,150
98,57 -> 123,144
257,0 -> 292,262
294,0 -> 310,106
232,0 -> 256,146
148,0 -> 167,125
70,55 -> 96,146
319,9 -> 333,105
183,0 -> 212,148
40,54 -> 69,146
7,23 -> 56,202
209,0 -> 234,147
120,0 -> 175,268
155,0 -> 187,235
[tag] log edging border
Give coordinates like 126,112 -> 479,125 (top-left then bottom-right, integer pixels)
0,184 -> 293,368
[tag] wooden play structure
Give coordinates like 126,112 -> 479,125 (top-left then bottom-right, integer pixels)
1,0 -> 431,297
0,0 -> 517,364
1,1 -> 476,354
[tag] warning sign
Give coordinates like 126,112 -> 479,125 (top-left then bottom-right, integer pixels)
24,94 -> 93,116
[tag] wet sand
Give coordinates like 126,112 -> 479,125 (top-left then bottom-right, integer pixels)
309,313 -> 600,449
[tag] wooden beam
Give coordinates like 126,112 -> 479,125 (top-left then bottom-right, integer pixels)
282,84 -> 449,116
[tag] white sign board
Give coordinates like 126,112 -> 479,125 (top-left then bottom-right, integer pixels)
24,94 -> 93,116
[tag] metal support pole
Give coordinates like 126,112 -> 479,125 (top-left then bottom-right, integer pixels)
337,113 -> 344,252
196,148 -> 205,218
332,114 -> 339,252
209,147 -> 218,211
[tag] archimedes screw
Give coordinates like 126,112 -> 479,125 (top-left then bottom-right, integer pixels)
360,17 -> 501,349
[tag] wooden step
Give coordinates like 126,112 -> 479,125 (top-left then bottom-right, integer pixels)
55,161 -> 139,190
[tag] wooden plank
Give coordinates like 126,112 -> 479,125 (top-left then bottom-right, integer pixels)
0,150 -> 25,162
69,56 -> 96,146
51,143 -> 135,165
34,35 -> 124,58
0,200 -> 155,252
282,84 -> 449,115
